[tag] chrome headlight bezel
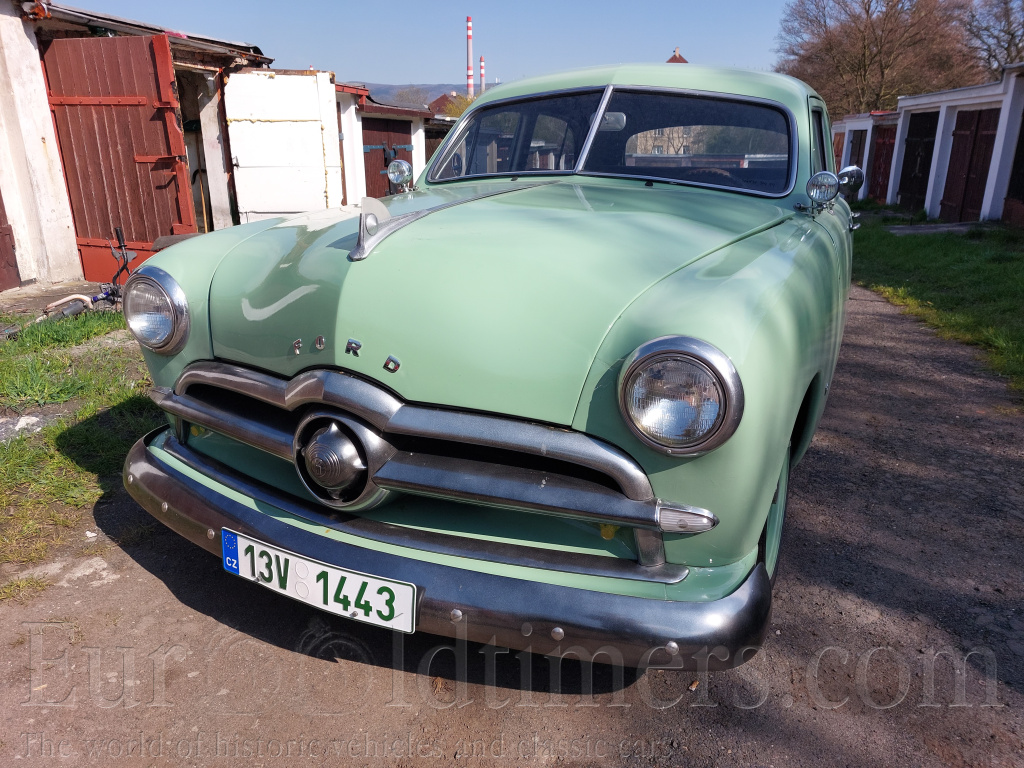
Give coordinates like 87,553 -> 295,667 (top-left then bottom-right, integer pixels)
617,336 -> 744,456
123,266 -> 190,355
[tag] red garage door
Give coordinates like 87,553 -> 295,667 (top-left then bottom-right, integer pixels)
869,125 -> 897,203
42,34 -> 196,282
940,108 -> 1001,223
362,118 -> 413,199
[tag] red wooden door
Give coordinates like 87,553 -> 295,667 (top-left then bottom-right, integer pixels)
362,118 -> 413,198
869,125 -> 897,202
42,34 -> 197,282
0,186 -> 20,292
832,132 -> 845,171
941,108 -> 1001,222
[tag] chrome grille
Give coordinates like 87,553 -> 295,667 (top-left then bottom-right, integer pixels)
152,361 -> 673,566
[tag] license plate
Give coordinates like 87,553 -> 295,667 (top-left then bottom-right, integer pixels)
221,529 -> 416,633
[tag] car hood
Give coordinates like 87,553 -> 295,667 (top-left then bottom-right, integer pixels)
208,180 -> 790,426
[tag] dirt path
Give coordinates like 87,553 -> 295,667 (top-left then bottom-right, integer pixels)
1,285 -> 1022,767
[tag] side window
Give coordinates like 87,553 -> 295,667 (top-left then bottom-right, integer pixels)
527,115 -> 576,171
810,108 -> 832,174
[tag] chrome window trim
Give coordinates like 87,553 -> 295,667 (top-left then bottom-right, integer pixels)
574,84 -> 615,172
123,265 -> 190,355
618,336 -> 744,457
426,86 -> 608,184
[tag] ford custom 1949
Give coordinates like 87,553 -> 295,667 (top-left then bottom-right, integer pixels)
123,64 -> 862,669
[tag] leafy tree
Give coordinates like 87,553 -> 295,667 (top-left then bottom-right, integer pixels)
442,94 -> 475,118
775,0 -> 985,117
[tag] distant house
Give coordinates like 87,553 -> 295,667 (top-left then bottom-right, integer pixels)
831,63 -> 1024,223
667,47 -> 688,64
0,2 -> 441,290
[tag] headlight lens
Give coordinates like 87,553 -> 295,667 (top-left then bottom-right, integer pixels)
623,356 -> 724,447
618,337 -> 743,456
387,159 -> 413,186
123,267 -> 189,354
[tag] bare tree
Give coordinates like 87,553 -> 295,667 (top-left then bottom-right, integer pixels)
966,0 -> 1024,77
776,0 -> 985,117
391,87 -> 431,107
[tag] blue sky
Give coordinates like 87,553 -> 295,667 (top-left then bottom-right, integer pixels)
79,0 -> 792,84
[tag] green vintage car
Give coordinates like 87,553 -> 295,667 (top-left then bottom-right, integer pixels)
123,64 -> 862,669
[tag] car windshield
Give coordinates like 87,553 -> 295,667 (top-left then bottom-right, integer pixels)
430,90 -> 604,180
583,90 -> 792,194
430,88 -> 792,195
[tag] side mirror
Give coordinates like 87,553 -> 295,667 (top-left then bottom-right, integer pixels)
838,165 -> 864,198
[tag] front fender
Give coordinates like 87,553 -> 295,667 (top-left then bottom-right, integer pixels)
573,217 -> 843,567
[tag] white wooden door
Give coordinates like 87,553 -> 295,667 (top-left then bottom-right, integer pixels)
223,70 -> 343,222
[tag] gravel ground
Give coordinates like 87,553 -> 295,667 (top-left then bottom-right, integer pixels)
1,285 -> 1022,767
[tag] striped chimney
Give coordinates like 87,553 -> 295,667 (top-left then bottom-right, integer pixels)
480,55 -> 485,93
466,16 -> 474,97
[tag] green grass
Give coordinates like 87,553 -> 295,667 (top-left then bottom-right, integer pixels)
1,311 -> 125,355
853,221 -> 1024,393
0,312 -> 162,566
0,576 -> 48,603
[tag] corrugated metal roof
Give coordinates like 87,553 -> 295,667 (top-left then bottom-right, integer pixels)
22,2 -> 272,64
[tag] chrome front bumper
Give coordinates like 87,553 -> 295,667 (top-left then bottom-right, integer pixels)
124,430 -> 772,669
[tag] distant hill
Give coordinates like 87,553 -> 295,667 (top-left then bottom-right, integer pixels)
359,83 -> 468,107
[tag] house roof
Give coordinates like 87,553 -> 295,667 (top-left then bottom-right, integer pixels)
20,1 -> 272,65
667,47 -> 688,64
361,94 -> 432,118
429,92 -> 458,114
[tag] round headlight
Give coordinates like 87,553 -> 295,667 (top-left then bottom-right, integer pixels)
387,159 -> 414,187
618,337 -> 743,456
123,267 -> 189,354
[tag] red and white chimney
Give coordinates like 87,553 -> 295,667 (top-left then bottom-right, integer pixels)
480,55 -> 485,93
466,16 -> 474,97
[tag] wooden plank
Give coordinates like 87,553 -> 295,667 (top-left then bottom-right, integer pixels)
116,37 -> 160,241
98,38 -> 143,243
82,38 -> 122,246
